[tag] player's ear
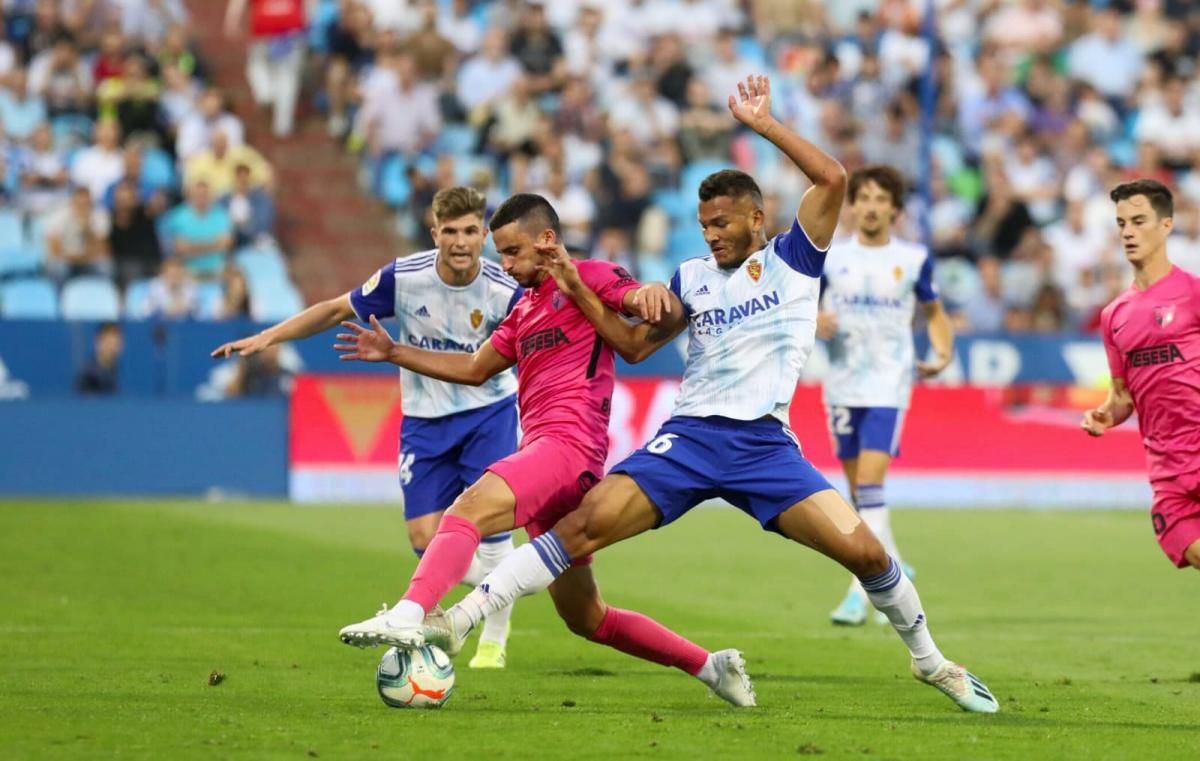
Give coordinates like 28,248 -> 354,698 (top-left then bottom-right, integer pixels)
538,228 -> 557,246
1162,215 -> 1174,234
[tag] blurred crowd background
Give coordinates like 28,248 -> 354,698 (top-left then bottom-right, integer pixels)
2,0 -> 1200,338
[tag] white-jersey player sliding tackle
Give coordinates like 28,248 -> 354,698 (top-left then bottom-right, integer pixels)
817,164 -> 955,625
418,75 -> 999,712
212,187 -> 521,668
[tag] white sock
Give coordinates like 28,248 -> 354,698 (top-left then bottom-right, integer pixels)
859,558 -> 945,675
476,534 -> 516,645
388,599 -> 425,627
462,532 -> 514,586
694,653 -> 719,689
450,534 -> 568,634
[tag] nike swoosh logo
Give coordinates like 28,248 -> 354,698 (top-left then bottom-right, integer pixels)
1113,323 -> 1127,334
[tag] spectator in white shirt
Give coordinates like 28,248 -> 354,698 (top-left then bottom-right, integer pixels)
1066,7 -> 1143,103
609,73 -> 679,148
456,28 -> 524,115
175,87 -> 245,162
28,34 -> 92,116
437,0 -> 483,55
1135,75 -> 1200,171
45,186 -> 112,281
144,255 -> 199,319
70,118 -> 124,206
359,52 -> 440,159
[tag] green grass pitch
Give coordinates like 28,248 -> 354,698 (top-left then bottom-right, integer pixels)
2,500 -> 1197,759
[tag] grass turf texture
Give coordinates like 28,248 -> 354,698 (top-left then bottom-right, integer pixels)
1,501 -> 1197,760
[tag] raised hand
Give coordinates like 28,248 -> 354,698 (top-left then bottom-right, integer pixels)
728,74 -> 776,135
534,242 -> 586,298
815,311 -> 837,341
334,315 -> 396,363
632,283 -> 672,323
211,333 -> 272,359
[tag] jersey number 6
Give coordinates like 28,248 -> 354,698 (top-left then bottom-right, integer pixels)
647,434 -> 679,454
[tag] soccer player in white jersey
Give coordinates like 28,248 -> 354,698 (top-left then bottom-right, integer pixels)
421,76 -> 999,713
211,187 -> 521,669
818,165 -> 955,626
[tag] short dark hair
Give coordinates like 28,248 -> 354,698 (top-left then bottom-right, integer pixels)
1110,179 -> 1174,219
488,193 -> 560,235
848,164 -> 906,210
698,169 -> 763,207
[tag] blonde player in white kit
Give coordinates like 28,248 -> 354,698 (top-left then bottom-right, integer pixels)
424,77 -> 998,714
817,165 -> 955,626
212,187 -> 521,668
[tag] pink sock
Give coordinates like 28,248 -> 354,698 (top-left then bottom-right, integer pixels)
401,514 -> 481,611
589,607 -> 709,676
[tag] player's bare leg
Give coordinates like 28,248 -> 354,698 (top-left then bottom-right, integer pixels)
1184,538 -> 1200,570
776,490 -> 998,713
339,472 -> 518,648
833,450 -> 913,625
831,456 -> 869,625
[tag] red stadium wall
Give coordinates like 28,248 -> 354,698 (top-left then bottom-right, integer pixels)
289,375 -> 1151,506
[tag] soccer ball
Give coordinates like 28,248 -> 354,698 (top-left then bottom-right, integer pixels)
377,645 -> 455,709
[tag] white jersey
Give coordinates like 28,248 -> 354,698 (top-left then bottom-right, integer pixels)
670,219 -> 826,423
821,235 -> 938,409
350,250 -> 521,418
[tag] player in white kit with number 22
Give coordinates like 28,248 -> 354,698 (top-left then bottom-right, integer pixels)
818,165 -> 955,626
423,76 -> 998,713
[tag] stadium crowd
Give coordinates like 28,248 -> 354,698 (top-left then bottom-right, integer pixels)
3,0 -> 1200,337
312,0 -> 1200,334
0,0 -> 299,323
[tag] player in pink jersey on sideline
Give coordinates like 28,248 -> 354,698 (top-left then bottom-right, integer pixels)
333,193 -> 756,706
1084,179 -> 1200,570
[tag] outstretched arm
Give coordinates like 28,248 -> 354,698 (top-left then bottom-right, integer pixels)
728,74 -> 846,249
536,243 -> 687,363
211,293 -> 357,358
335,315 -> 514,386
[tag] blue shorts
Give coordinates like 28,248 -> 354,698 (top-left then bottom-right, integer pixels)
826,406 -> 905,460
611,416 -> 833,532
399,396 -> 518,520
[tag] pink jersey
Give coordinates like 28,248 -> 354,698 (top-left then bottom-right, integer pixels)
489,260 -> 640,464
1101,266 -> 1200,484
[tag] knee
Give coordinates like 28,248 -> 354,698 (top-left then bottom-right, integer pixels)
848,531 -> 891,578
407,525 -> 435,552
555,596 -> 607,639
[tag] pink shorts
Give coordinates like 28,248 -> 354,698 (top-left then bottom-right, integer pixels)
1151,485 -> 1200,568
488,436 -> 603,566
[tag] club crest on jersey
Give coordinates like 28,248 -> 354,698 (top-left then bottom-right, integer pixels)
746,259 -> 762,283
893,265 -> 903,282
552,292 -> 565,310
1155,304 -> 1176,327
361,271 -> 381,296
470,308 -> 484,329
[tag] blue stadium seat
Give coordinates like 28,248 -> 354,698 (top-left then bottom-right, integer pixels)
0,278 -> 58,318
437,123 -> 478,157
0,209 -> 23,251
60,276 -> 121,320
666,223 -> 709,265
195,281 -> 225,320
735,36 -> 769,68
51,113 -> 93,150
251,283 -> 304,322
234,246 -> 289,291
141,148 -> 176,191
652,189 -> 692,222
123,278 -> 153,318
378,154 -> 411,207
680,160 -> 728,198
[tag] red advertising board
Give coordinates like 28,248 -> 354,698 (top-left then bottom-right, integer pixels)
289,375 -> 1149,503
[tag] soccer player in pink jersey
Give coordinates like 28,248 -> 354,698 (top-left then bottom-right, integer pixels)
1084,179 -> 1200,570
334,193 -> 756,706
